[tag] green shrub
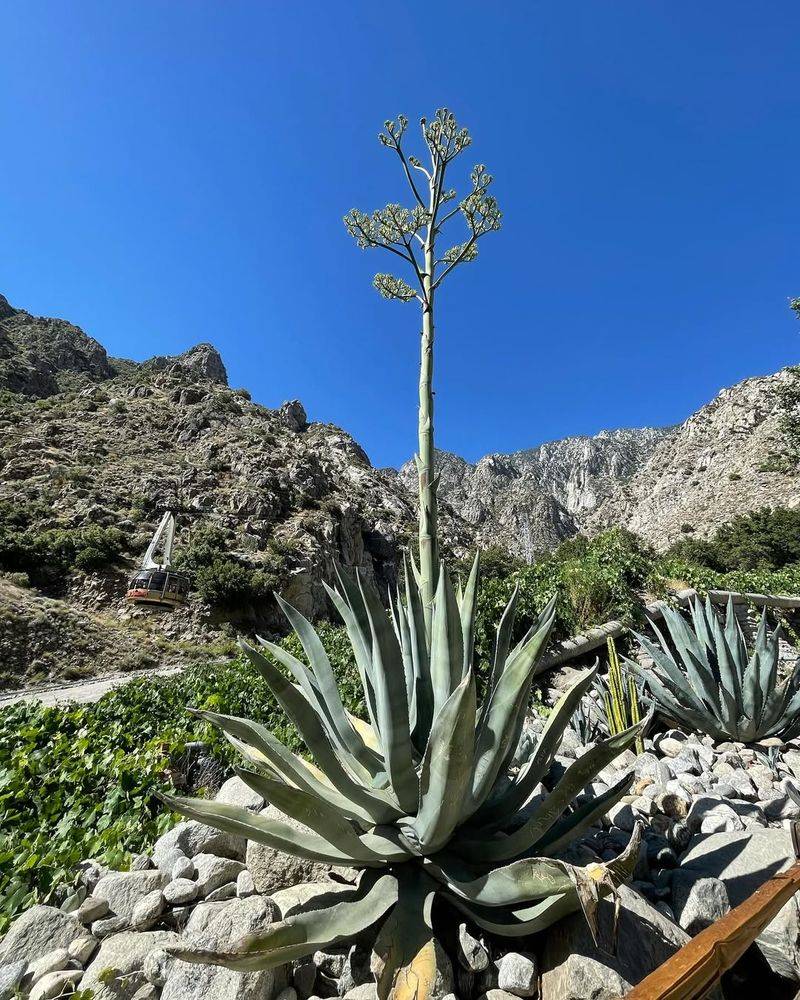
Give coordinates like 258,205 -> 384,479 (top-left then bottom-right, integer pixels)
662,508 -> 800,577
0,626 -> 360,932
470,529 -> 655,668
174,524 -> 294,613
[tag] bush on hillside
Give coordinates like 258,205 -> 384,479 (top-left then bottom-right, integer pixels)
0,500 -> 129,588
174,524 -> 294,612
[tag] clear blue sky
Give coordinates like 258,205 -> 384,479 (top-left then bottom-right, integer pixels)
2,2 -> 798,468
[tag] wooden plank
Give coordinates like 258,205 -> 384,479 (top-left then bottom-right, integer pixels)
625,860 -> 800,1000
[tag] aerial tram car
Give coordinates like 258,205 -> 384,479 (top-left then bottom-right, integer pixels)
125,511 -> 190,608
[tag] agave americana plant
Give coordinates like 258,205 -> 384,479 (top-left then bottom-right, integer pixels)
627,595 -> 800,743
161,108 -> 644,996
162,562 -> 643,992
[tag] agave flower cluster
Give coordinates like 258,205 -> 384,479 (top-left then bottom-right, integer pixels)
163,558 -> 643,994
627,595 -> 800,743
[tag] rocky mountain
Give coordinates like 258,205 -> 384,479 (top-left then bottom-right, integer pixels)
399,370 -> 800,560
398,427 -> 670,560
0,293 -> 472,686
2,289 -> 799,685
589,367 -> 800,549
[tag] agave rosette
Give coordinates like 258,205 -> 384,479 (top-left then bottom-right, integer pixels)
628,594 -> 800,743
162,556 -> 643,995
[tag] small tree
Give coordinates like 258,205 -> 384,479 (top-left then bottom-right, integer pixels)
344,109 -> 501,635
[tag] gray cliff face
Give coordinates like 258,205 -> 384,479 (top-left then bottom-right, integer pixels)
399,427 -> 669,560
400,368 -> 800,559
588,368 -> 800,549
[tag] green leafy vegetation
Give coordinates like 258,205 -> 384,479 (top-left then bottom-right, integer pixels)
0,623 -> 359,933
0,500 -> 129,589
467,528 -> 658,670
172,523 -> 294,612
663,507 -> 800,573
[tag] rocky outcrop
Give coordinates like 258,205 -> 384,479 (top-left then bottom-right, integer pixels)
0,294 -> 115,397
0,293 -> 473,683
590,367 -> 800,549
399,427 -> 667,560
399,368 -> 800,558
143,344 -> 228,387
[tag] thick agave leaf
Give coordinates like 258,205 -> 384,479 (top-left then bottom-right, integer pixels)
459,721 -> 643,863
469,601 -> 556,815
429,569 -> 464,717
273,594 -> 383,775
323,575 -> 382,740
445,889 -> 579,938
187,709 -> 378,827
233,767 -> 389,862
446,821 -> 643,939
534,771 -> 635,856
241,641 -> 402,824
458,552 -> 481,680
423,854 -> 579,907
390,588 -> 419,736
256,638 -> 376,788
476,664 -> 599,828
486,585 -> 519,696
414,673 -> 477,853
358,574 -> 420,814
159,793 -> 384,865
168,873 -> 398,971
372,871 -> 439,1000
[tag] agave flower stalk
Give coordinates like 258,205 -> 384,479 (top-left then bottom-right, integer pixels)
627,595 -> 800,743
344,109 -> 502,634
162,557 -> 644,995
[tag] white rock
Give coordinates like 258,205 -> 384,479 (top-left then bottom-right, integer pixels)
246,805 -> 344,895
205,882 -> 238,903
0,961 -> 26,995
540,886 -> 690,1000
81,930 -> 179,1000
94,870 -> 168,922
605,801 -> 636,832
25,947 -> 70,985
132,890 -> 165,932
0,905 -> 83,966
237,869 -> 256,898
193,854 -> 246,897
214,776 -> 265,811
163,878 -> 198,905
152,821 -> 245,871
170,856 -> 196,881
68,933 -> 99,965
77,895 -> 110,923
672,874 -> 730,934
143,947 -> 174,986
495,952 -> 538,997
29,970 -> 83,1000
161,896 -> 279,1000
682,829 -> 800,980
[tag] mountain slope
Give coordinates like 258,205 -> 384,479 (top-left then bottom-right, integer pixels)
0,293 -> 472,684
588,367 -> 800,548
399,427 -> 669,559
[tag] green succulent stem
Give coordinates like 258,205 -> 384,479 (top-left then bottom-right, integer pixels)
417,190 -> 439,637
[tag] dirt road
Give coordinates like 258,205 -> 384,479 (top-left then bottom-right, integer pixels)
0,665 -> 183,709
